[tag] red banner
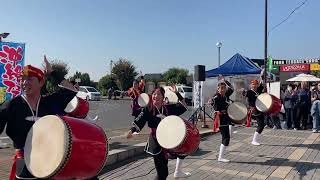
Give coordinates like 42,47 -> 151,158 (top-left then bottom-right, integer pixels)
280,64 -> 310,72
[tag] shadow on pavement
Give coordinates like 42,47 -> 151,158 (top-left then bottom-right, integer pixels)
233,157 -> 320,179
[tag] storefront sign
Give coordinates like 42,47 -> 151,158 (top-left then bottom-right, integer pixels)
310,64 -> 320,71
280,64 -> 309,72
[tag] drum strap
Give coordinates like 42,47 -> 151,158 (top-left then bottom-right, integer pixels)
9,150 -> 24,180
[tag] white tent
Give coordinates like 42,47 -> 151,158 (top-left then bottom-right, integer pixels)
286,73 -> 320,82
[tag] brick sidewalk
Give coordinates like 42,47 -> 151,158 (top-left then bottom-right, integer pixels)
100,128 -> 320,180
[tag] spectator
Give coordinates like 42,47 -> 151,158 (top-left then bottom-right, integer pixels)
294,81 -> 311,130
283,84 -> 296,129
311,83 -> 320,133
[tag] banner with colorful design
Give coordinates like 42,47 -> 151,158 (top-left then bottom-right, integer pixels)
0,42 -> 25,103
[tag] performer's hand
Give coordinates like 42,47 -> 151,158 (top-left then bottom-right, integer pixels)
218,74 -> 225,81
126,130 -> 133,139
169,84 -> 177,93
74,83 -> 80,91
207,98 -> 213,105
44,55 -> 53,74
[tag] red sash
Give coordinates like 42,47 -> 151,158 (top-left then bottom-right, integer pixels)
213,112 -> 221,132
9,150 -> 24,180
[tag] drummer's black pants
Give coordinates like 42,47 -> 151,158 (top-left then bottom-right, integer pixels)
255,114 -> 265,134
219,116 -> 230,146
220,125 -> 230,146
153,151 -> 168,180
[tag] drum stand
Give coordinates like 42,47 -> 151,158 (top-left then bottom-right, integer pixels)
188,83 -> 213,128
188,106 -> 213,128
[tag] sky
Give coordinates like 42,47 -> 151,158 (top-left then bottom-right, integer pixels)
1,0 -> 319,81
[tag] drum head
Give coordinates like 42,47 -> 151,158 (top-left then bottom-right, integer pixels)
164,91 -> 178,104
256,93 -> 272,112
64,96 -> 78,113
138,93 -> 150,107
156,116 -> 186,149
24,115 -> 70,178
227,102 -> 247,121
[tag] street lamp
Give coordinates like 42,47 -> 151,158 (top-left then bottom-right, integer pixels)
216,42 -> 222,67
0,33 -> 10,42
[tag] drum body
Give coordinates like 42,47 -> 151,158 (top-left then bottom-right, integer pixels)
24,115 -> 108,179
64,96 -> 89,118
255,93 -> 282,114
156,116 -> 200,155
227,102 -> 248,124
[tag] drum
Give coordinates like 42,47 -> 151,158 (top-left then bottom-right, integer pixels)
255,93 -> 282,114
156,116 -> 200,155
138,93 -> 150,107
164,90 -> 178,104
64,96 -> 89,118
227,102 -> 248,124
24,115 -> 108,179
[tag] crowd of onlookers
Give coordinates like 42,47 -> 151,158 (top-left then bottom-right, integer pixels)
276,81 -> 320,133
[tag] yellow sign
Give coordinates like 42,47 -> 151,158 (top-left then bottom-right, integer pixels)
0,87 -> 7,104
310,64 -> 320,71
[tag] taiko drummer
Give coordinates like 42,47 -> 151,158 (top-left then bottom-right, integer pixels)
0,56 -> 78,180
126,86 -> 191,179
240,75 -> 265,146
210,76 -> 234,162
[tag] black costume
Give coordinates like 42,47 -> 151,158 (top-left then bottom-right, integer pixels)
243,84 -> 265,133
130,99 -> 187,180
212,81 -> 234,146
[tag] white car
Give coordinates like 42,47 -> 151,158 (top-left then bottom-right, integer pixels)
77,86 -> 101,101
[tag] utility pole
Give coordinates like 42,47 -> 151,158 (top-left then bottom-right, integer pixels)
264,0 -> 268,89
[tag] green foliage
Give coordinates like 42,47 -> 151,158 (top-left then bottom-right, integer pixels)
42,60 -> 69,94
111,58 -> 138,90
163,68 -> 189,85
311,70 -> 320,78
69,71 -> 96,87
98,74 -> 118,95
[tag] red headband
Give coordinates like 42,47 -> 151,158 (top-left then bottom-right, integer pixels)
250,80 -> 259,85
21,65 -> 45,80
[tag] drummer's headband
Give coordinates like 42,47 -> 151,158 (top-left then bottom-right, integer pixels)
21,65 -> 45,81
250,80 -> 259,85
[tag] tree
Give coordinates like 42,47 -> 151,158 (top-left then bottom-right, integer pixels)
70,71 -> 95,87
98,74 -> 118,95
112,58 -> 138,91
42,59 -> 69,94
163,68 -> 189,85
311,71 -> 320,78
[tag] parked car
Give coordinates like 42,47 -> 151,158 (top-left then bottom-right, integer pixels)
162,85 -> 193,105
77,86 -> 101,101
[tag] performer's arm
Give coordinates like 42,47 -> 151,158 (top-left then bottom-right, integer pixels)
139,76 -> 145,92
225,81 -> 234,97
257,84 -> 264,94
130,108 -> 148,133
46,69 -> 77,109
127,88 -> 133,98
212,95 -> 219,111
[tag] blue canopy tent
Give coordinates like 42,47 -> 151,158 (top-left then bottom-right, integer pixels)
206,53 -> 261,78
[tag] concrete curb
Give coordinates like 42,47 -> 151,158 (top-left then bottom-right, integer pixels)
105,129 -> 215,167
